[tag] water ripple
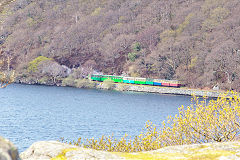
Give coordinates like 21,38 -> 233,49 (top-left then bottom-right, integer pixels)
0,84 -> 192,152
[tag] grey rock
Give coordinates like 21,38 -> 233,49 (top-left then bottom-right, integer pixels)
0,136 -> 19,160
213,84 -> 220,90
20,141 -> 124,160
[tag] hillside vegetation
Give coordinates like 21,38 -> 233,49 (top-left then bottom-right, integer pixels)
1,0 -> 240,90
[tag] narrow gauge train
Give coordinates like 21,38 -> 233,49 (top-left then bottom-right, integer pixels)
91,74 -> 182,87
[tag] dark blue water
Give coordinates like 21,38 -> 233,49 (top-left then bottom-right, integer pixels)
0,84 -> 192,152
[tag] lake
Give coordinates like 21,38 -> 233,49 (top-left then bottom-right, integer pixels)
0,84 -> 193,152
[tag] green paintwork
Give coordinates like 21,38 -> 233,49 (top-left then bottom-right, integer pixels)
134,78 -> 146,85
135,81 -> 146,85
123,80 -> 135,84
112,76 -> 123,83
146,79 -> 154,85
91,75 -> 102,81
123,77 -> 135,84
98,75 -> 124,83
101,75 -> 113,81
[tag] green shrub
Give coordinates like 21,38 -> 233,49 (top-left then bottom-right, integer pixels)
202,7 -> 229,31
128,52 -> 137,62
62,76 -> 76,87
91,7 -> 101,16
132,42 -> 141,52
0,70 -> 15,88
62,77 -> 96,88
101,79 -> 115,90
160,13 -> 194,41
210,7 -> 229,23
38,76 -> 50,84
115,83 -> 128,91
201,0 -> 227,14
28,56 -> 52,72
75,78 -> 96,88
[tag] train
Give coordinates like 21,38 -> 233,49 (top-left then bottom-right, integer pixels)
90,74 -> 182,87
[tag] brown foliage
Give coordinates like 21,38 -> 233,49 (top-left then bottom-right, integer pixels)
1,0 -> 240,89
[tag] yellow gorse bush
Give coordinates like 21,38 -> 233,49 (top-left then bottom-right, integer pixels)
64,92 -> 240,152
160,92 -> 240,147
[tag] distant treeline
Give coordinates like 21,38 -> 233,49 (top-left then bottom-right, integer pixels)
1,0 -> 240,90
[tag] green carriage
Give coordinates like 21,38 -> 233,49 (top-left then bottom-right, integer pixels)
111,76 -> 123,83
134,77 -> 146,85
123,77 -> 135,84
146,78 -> 154,85
101,75 -> 113,81
91,74 -> 102,81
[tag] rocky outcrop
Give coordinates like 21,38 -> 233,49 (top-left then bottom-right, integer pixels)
121,141 -> 240,160
20,141 -> 240,160
0,136 -> 19,160
20,141 -> 123,160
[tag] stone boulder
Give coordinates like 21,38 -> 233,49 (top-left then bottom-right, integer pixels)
0,136 -> 19,160
20,141 -> 123,160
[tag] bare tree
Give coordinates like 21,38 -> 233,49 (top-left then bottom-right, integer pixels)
0,48 -> 15,88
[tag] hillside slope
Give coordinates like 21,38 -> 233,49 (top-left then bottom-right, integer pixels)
0,0 -> 240,90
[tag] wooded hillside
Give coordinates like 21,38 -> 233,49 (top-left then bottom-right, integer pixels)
1,0 -> 240,90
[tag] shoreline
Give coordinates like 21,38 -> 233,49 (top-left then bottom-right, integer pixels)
15,80 -> 227,98
96,82 -> 225,98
